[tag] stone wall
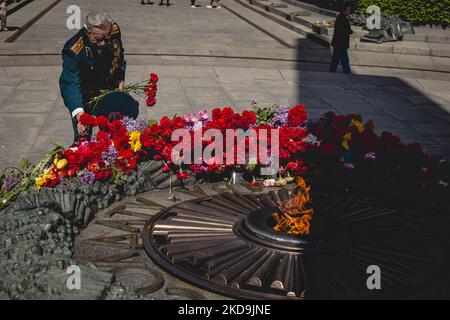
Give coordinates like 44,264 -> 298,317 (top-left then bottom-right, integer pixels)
0,160 -> 181,300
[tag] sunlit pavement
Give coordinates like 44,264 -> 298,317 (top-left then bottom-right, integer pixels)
0,0 -> 449,171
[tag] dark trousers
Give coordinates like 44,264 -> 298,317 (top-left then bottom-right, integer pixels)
329,47 -> 351,74
191,0 -> 195,5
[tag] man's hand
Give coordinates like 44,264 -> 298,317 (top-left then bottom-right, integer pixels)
118,81 -> 125,91
75,112 -> 87,136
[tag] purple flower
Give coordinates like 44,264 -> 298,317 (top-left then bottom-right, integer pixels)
78,169 -> 96,185
122,117 -> 147,132
185,110 -> 210,131
5,172 -> 21,192
197,110 -> 210,123
303,133 -> 321,146
270,104 -> 291,127
343,163 -> 355,169
364,152 -> 376,161
183,114 -> 198,131
101,145 -> 118,165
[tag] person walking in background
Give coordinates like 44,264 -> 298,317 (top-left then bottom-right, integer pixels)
206,0 -> 222,8
0,0 -> 7,32
141,0 -> 154,5
191,0 -> 197,8
158,0 -> 171,6
329,1 -> 353,74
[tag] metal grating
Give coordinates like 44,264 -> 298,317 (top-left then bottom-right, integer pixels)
142,189 -> 450,299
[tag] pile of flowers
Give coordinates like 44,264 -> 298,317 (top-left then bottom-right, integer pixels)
303,111 -> 449,208
1,102 -> 449,210
162,104 -> 309,179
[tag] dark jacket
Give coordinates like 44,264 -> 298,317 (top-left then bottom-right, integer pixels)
331,13 -> 353,48
59,23 -> 126,114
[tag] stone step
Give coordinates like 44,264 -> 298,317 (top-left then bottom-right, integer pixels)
283,0 -> 450,44
261,0 -> 366,37
241,0 -> 331,47
238,0 -> 450,58
280,0 -> 337,18
403,33 -> 450,44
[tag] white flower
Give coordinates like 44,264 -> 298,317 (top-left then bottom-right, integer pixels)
192,121 -> 203,132
303,133 -> 321,146
263,179 -> 276,187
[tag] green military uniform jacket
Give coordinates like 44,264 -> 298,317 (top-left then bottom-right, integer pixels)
59,23 -> 126,116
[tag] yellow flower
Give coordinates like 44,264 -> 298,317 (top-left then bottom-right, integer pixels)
129,131 -> 142,152
342,133 -> 352,150
56,159 -> 67,170
276,178 -> 287,186
350,119 -> 364,133
438,180 -> 448,187
43,169 -> 54,180
35,177 -> 46,190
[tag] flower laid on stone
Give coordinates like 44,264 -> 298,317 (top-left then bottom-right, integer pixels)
183,109 -> 210,131
122,116 -> 148,132
1,102 -> 450,211
270,104 -> 291,127
364,152 -> 376,161
263,179 -> 276,187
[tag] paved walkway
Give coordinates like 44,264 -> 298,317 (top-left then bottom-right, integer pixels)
0,0 -> 449,171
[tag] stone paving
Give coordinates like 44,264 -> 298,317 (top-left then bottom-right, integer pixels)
0,0 -> 450,172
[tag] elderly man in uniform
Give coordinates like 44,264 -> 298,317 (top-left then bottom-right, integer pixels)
60,11 -> 134,141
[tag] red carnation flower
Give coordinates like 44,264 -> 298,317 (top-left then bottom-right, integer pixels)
79,113 -> 97,127
240,110 -> 257,129
146,90 -> 156,98
146,97 -> 156,107
287,104 -> 307,127
150,73 -> 159,83
96,115 -> 109,130
319,143 -> 340,157
176,172 -> 189,180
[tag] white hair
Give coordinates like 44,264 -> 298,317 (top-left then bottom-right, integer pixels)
85,11 -> 113,30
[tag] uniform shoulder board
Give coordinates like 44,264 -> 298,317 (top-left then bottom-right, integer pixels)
111,23 -> 120,35
70,37 -> 84,55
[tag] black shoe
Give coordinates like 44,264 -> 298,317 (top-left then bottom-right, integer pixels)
147,0 -> 154,4
141,0 -> 145,4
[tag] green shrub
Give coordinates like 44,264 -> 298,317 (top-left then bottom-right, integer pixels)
355,0 -> 450,26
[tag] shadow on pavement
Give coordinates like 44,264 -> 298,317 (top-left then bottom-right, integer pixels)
295,37 -> 450,158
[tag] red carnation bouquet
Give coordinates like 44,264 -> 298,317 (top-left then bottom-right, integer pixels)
86,71 -> 159,110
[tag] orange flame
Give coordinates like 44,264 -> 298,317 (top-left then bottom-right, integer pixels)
272,177 -> 314,236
